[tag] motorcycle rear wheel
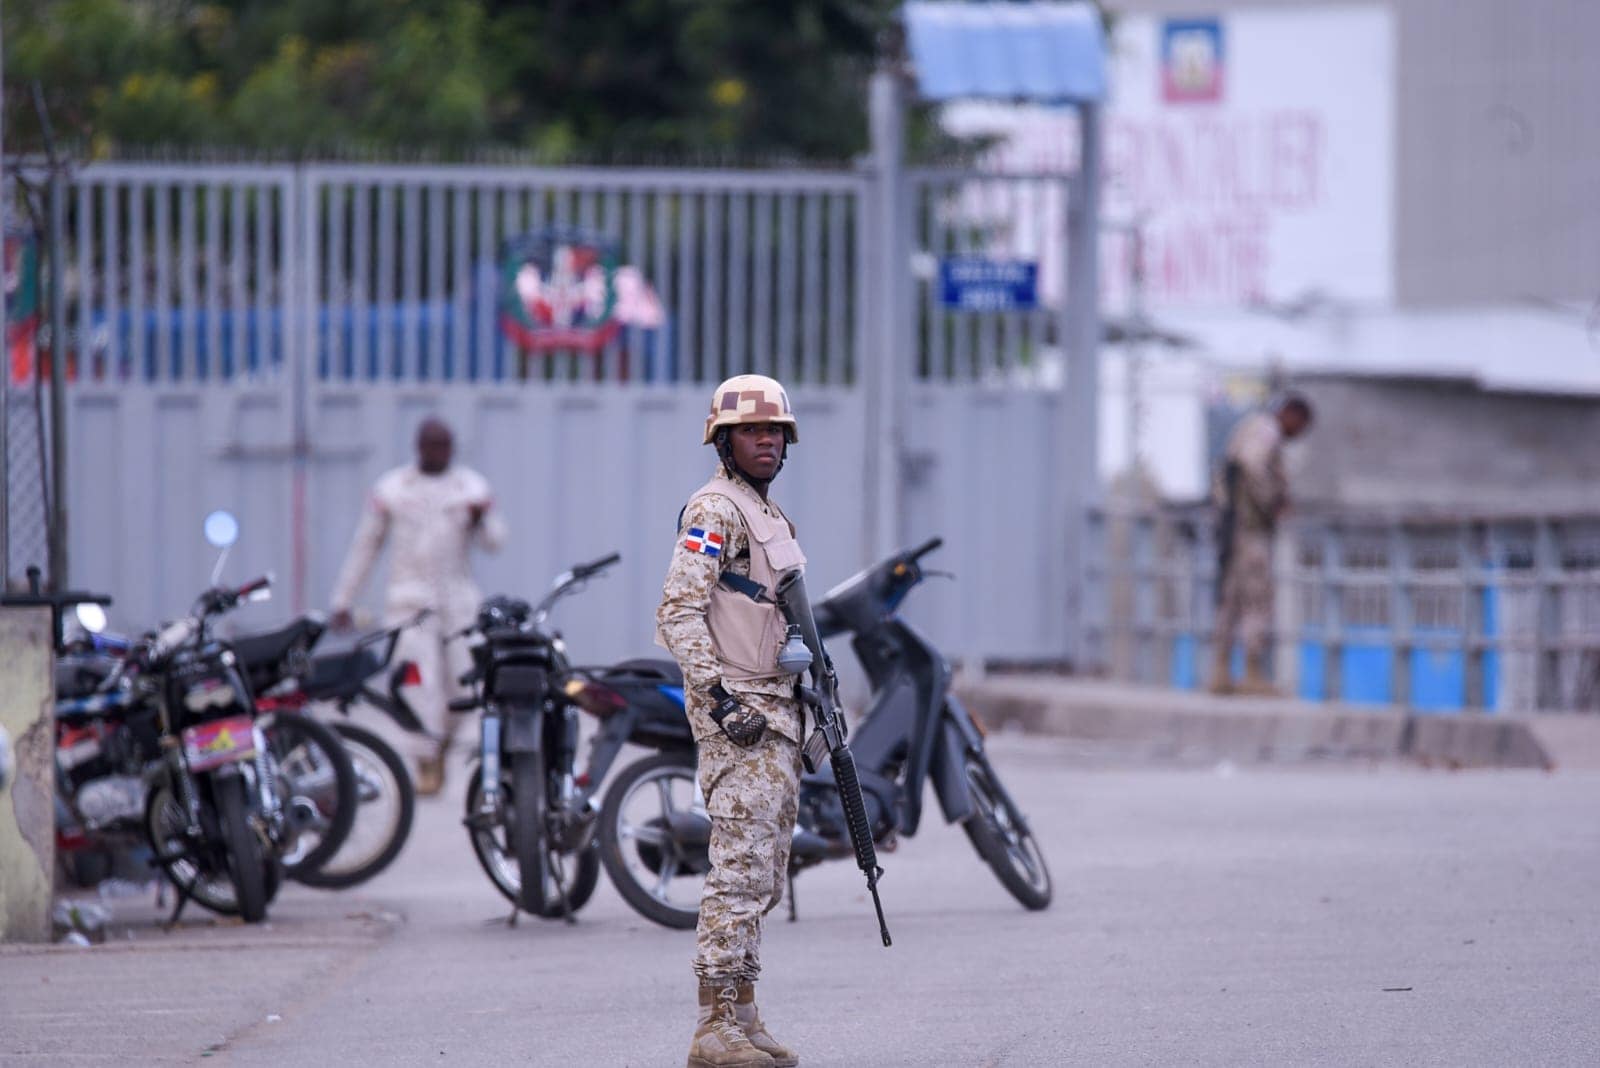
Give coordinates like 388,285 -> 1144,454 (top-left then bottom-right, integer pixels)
261,713 -> 359,880
294,721 -> 415,890
598,750 -> 706,930
464,764 -> 600,917
961,761 -> 1052,911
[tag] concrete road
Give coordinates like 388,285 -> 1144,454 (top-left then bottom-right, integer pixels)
4,737 -> 1599,1066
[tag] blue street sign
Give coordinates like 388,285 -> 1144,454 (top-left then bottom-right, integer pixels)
938,258 -> 1039,311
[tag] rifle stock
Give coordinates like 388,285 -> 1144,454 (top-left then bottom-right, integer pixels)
774,568 -> 892,948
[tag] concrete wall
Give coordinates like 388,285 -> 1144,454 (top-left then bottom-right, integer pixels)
0,607 -> 54,943
1285,374 -> 1600,514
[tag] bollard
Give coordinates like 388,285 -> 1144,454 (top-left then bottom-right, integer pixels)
0,605 -> 54,942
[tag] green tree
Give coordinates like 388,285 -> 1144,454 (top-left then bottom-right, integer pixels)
3,0 -> 900,161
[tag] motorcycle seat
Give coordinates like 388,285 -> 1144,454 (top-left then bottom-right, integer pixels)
603,658 -> 684,687
303,644 -> 389,699
56,653 -> 118,700
232,616 -> 325,670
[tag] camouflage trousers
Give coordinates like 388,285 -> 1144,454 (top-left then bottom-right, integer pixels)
693,708 -> 803,984
1216,531 -> 1275,658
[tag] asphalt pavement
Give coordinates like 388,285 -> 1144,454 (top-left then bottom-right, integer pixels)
4,735 -> 1599,1066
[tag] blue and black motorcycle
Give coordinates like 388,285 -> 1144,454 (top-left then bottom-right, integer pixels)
583,538 -> 1054,930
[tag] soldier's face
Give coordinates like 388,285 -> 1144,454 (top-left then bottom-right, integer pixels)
730,423 -> 784,481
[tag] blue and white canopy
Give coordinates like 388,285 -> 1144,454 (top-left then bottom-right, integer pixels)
904,1 -> 1108,103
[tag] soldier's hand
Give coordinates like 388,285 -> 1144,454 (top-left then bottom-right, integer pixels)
330,609 -> 355,631
708,682 -> 767,747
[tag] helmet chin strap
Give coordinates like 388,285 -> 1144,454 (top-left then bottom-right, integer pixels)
715,429 -> 786,486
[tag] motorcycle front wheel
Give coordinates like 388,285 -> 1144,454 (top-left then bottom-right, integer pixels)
464,763 -> 600,918
145,774 -> 281,918
215,773 -> 271,922
295,720 -> 415,890
961,760 -> 1052,911
511,750 -> 552,915
597,750 -> 707,930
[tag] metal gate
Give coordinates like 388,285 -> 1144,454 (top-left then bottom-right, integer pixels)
19,142 -> 1098,668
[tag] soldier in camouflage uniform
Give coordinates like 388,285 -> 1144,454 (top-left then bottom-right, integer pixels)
657,374 -> 807,1068
1211,394 -> 1313,696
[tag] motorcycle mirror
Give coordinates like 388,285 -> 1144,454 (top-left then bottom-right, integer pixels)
203,510 -> 240,549
74,602 -> 109,634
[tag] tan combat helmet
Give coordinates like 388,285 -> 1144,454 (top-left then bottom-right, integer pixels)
702,374 -> 798,444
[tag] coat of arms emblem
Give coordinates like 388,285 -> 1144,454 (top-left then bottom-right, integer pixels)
497,227 -> 663,353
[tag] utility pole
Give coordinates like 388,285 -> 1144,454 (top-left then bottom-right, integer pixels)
866,68 -> 907,563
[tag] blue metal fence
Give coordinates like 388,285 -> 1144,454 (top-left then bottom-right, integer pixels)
1087,509 -> 1600,713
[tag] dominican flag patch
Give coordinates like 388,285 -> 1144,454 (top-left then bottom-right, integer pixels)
683,528 -> 724,558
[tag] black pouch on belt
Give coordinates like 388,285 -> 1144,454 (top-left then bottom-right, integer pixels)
708,682 -> 767,747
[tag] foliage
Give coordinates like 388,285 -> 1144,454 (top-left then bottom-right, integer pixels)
3,0 -> 902,161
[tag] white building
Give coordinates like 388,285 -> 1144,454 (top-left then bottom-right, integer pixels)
942,0 -> 1600,501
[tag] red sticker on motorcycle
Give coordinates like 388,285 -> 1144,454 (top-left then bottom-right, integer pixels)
182,716 -> 258,772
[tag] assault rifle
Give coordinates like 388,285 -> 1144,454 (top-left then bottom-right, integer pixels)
774,568 -> 892,948
1216,459 -> 1241,605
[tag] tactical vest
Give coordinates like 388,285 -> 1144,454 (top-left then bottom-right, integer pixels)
686,475 -> 807,681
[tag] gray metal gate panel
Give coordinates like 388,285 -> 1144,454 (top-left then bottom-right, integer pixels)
43,158 -> 1093,671
304,386 -> 868,664
303,166 -> 868,387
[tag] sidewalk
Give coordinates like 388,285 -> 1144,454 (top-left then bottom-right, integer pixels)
955,675 -> 1600,770
0,886 -> 399,1061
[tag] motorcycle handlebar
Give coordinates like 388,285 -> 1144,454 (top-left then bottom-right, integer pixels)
572,552 -> 621,579
237,576 -> 272,597
357,608 -> 430,648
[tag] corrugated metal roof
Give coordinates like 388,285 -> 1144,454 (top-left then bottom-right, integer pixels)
904,2 -> 1107,103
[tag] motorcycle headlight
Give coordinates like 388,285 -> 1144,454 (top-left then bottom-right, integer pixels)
184,678 -> 240,713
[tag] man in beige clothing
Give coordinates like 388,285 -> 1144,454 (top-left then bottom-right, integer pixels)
1210,394 -> 1313,696
329,419 -> 507,794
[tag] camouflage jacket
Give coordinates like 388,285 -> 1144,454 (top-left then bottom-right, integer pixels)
656,466 -> 802,743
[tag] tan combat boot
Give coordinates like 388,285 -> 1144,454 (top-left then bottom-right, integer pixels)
734,983 -> 798,1067
1235,651 -> 1281,698
414,754 -> 445,797
688,982 -> 774,1068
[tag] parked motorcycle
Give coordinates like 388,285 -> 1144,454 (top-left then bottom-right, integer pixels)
137,569 -> 284,922
451,555 -> 636,921
51,512 -> 357,923
594,537 -> 1053,929
245,612 -> 430,890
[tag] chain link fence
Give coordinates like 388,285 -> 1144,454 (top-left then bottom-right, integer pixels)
4,387 -> 52,590
5,197 -> 56,591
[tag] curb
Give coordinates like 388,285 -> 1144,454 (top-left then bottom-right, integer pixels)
954,677 -> 1591,770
